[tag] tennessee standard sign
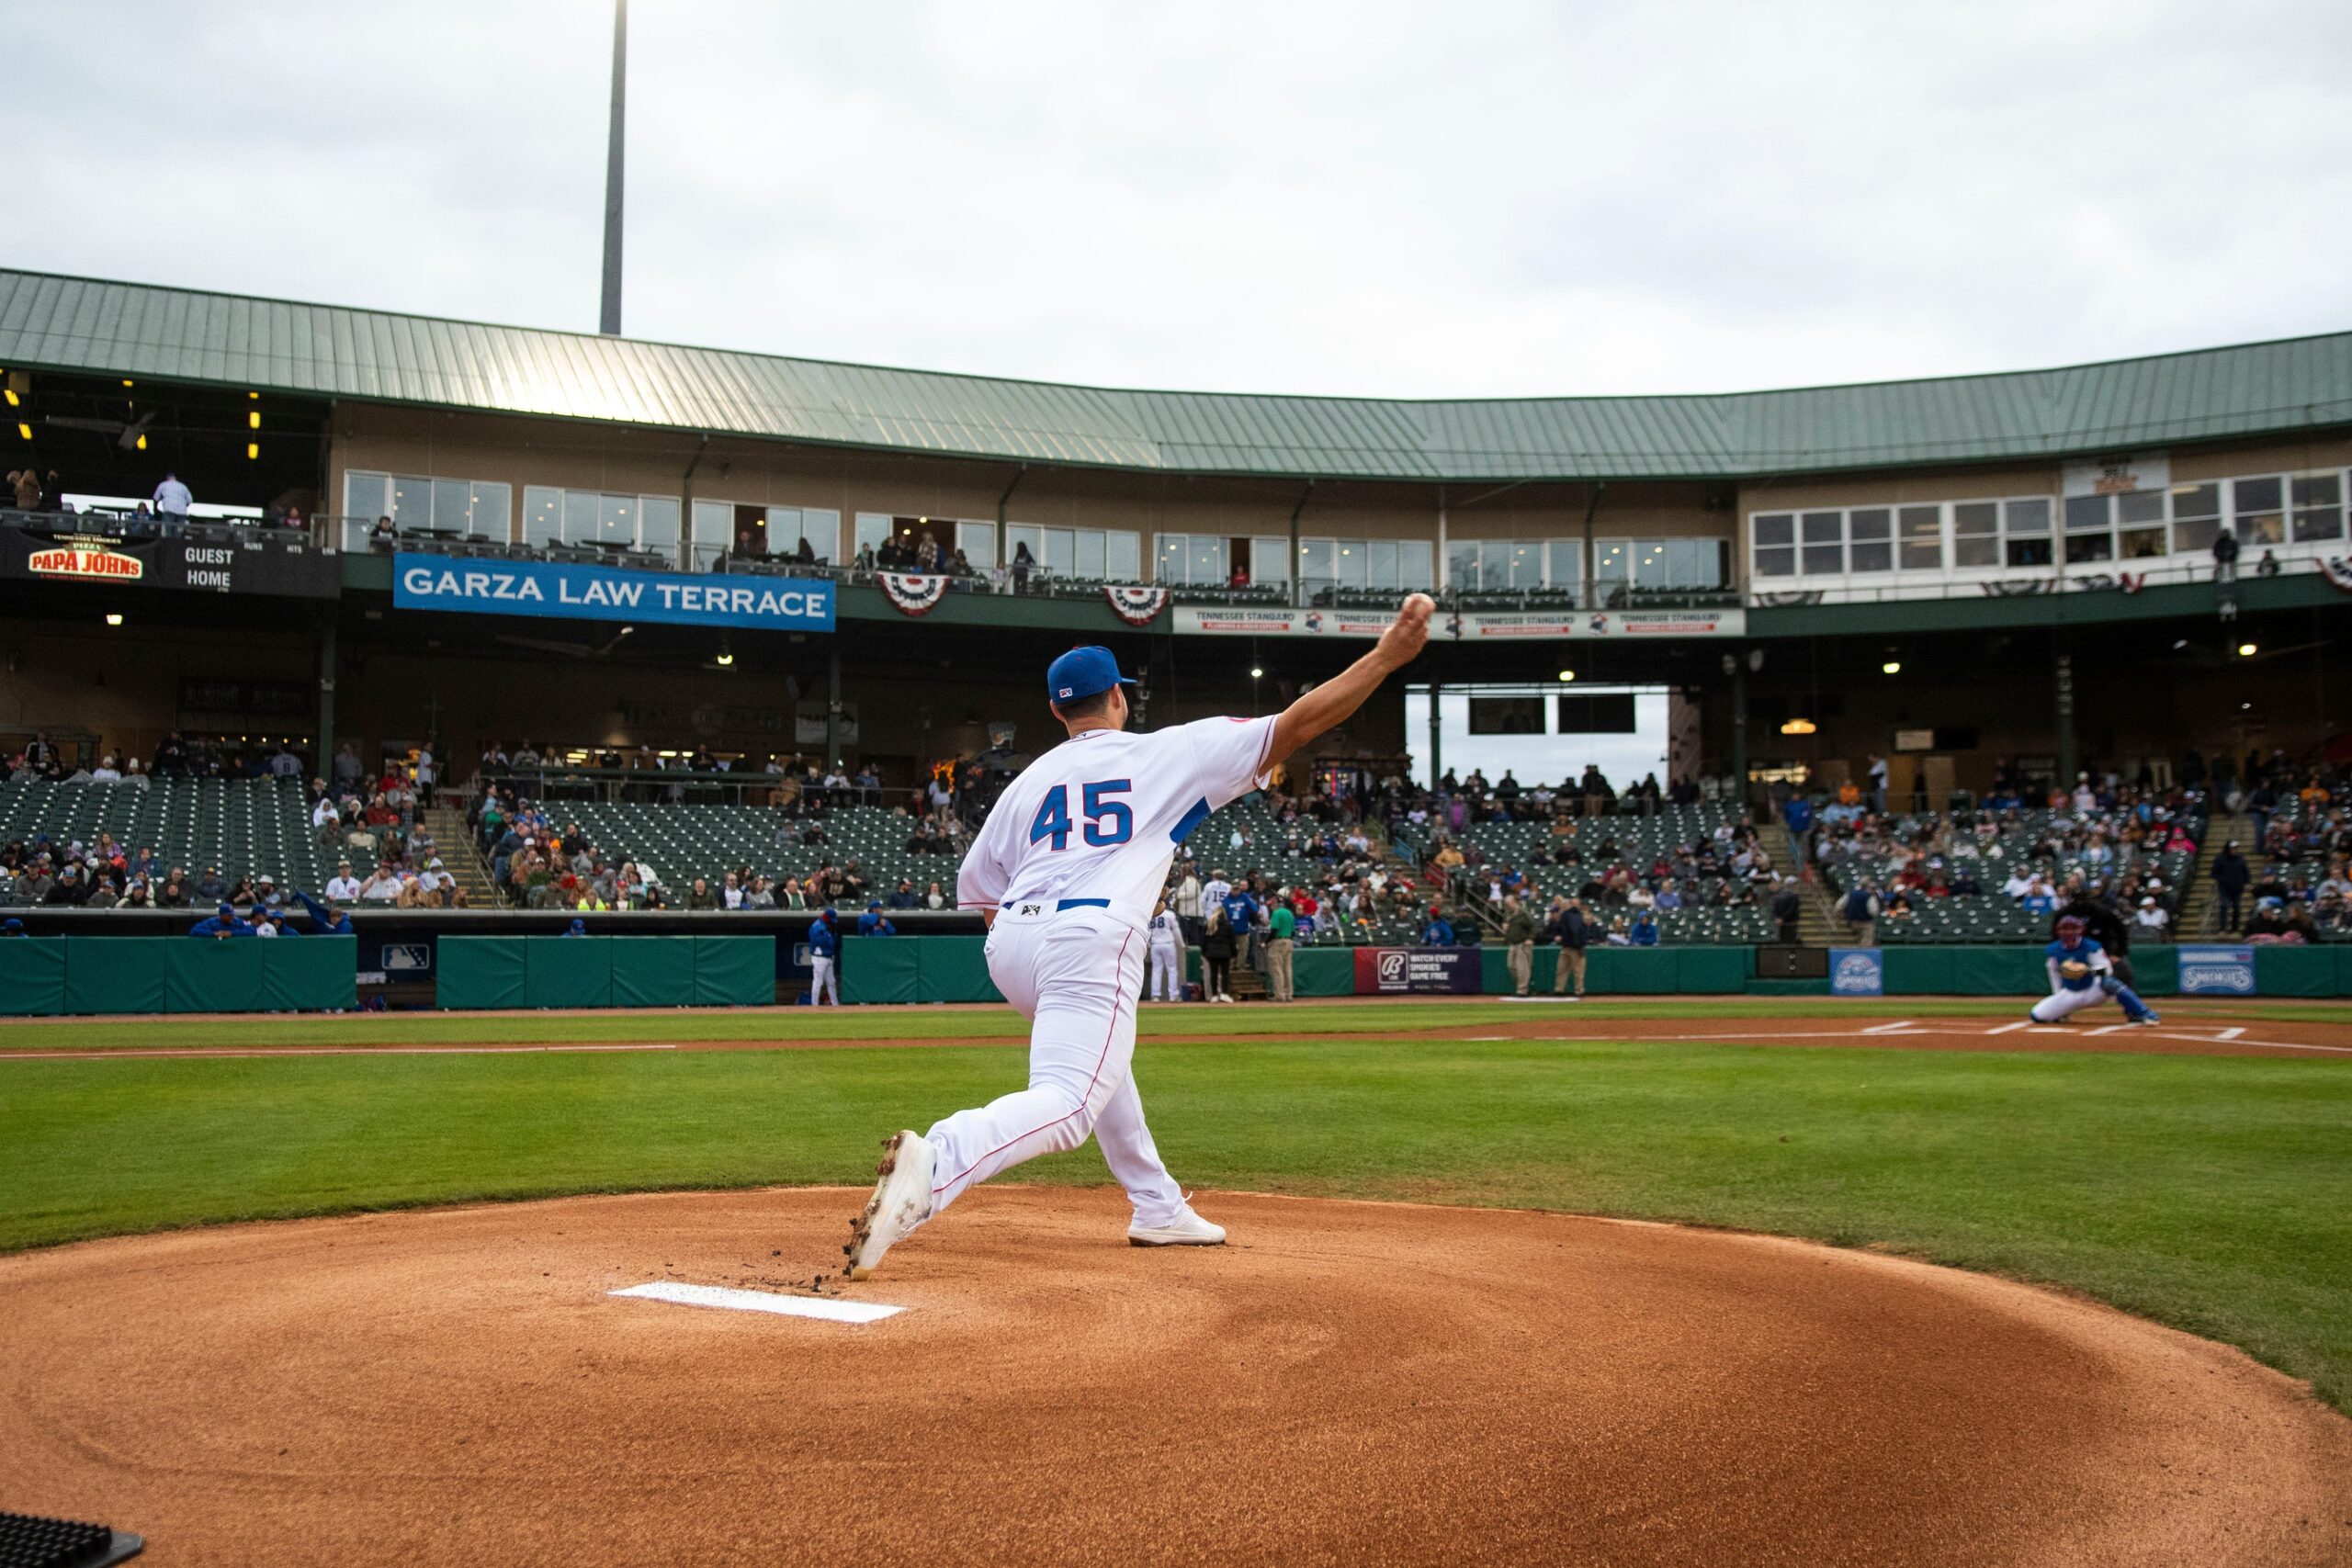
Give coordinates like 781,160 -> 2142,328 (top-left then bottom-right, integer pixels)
0,525 -> 340,598
394,553 -> 835,632
1172,606 -> 1745,639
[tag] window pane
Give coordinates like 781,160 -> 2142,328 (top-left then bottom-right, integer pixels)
1104,530 -> 1139,581
855,513 -> 892,556
1299,537 -> 1337,587
2291,474 -> 2343,542
1630,539 -> 1667,585
1397,539 -> 1434,590
1074,529 -> 1105,580
2005,498 -> 2051,534
1897,505 -> 1940,569
1366,538 -> 1397,589
1508,540 -> 1545,588
801,509 -> 840,559
1250,536 -> 1291,583
1041,527 -> 1073,576
1754,546 -> 1796,578
2064,529 -> 2112,563
2118,491 -> 2164,526
1337,538 -> 1368,590
524,486 -> 562,547
597,493 -> 635,546
466,482 -> 509,538
2170,483 -> 2221,552
2119,526 -> 2166,558
1593,540 -> 1629,597
1446,540 -> 1480,590
345,471 -> 389,523
1157,534 -> 1185,582
1546,537 -> 1582,592
2004,499 -> 2052,566
2233,476 -> 2285,544
639,496 -> 680,553
563,489 -> 600,545
432,478 -> 469,530
1849,511 -> 1890,570
1190,536 -> 1225,583
2064,493 -> 2109,533
1799,512 -> 1842,575
1952,501 -> 1997,536
956,520 -> 994,570
692,499 -> 733,546
390,475 -> 433,529
1752,513 -> 1793,547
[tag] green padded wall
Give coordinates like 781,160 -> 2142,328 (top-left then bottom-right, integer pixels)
264,937 -> 358,1011
915,938 -> 1002,1004
2256,945 -> 2338,998
165,937 -> 266,1012
437,937 -> 528,1010
66,936 -> 164,1014
611,937 -> 695,1009
1882,946 -> 2049,995
694,936 -> 776,1007
0,938 -> 67,1015
526,938 -> 613,1008
2129,945 -> 2179,997
842,936 -> 919,1005
1292,947 -> 1354,997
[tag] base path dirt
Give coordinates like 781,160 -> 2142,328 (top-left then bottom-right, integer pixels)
3,1190 -> 2346,1566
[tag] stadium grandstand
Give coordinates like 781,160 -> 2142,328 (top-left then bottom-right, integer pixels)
1,266 -> 2348,1000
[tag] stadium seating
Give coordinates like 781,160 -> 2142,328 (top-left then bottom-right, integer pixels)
0,776 -> 333,896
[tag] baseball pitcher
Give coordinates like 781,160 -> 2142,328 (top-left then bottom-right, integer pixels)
843,594 -> 1434,1275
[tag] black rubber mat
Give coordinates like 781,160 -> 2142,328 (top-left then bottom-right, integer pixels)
0,1512 -> 141,1567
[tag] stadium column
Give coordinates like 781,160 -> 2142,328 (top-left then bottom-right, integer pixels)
316,619 -> 337,774
827,640 -> 842,767
1428,680 -> 1442,784
2054,649 -> 2075,791
1729,662 -> 1747,811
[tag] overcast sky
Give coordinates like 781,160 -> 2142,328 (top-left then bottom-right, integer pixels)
15,0 -> 2350,399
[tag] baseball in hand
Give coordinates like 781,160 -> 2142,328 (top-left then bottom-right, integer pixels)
1382,593 -> 1435,665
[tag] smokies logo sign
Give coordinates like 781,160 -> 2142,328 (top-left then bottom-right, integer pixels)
27,544 -> 145,581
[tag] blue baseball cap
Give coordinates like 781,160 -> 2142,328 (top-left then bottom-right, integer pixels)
1046,646 -> 1136,706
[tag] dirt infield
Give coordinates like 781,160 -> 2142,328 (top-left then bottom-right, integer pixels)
6,1011 -> 2346,1061
3,1189 -> 2346,1566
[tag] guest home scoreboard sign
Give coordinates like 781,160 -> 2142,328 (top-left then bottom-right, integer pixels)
1,524 -> 340,598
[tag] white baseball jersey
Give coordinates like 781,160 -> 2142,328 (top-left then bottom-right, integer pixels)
1148,909 -> 1184,948
957,715 -> 1277,926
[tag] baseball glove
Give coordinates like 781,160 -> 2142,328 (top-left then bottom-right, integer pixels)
2059,960 -> 2091,980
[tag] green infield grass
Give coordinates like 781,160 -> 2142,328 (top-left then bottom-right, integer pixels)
3,1020 -> 2347,1412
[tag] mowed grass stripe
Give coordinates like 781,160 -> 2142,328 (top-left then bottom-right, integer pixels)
3,1036 -> 2347,1412
5,997 -> 2347,1051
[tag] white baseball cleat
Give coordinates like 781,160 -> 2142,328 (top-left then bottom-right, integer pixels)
1128,1205 -> 1227,1247
843,1130 -> 935,1279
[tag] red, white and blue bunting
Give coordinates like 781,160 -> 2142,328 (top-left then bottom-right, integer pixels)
879,572 -> 950,616
2319,556 -> 2352,594
1104,584 -> 1170,626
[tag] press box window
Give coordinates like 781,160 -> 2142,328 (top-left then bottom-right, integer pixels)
1800,512 -> 1842,575
2290,474 -> 2344,542
2232,477 -> 2285,545
1848,508 -> 1893,572
1951,502 -> 1997,568
1898,505 -> 1941,570
2116,491 -> 2166,558
2064,494 -> 2114,563
1752,513 -> 1795,577
2170,483 -> 2222,553
2003,498 -> 2052,567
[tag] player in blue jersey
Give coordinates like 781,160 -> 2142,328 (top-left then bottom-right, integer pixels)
843,594 -> 1435,1276
2030,913 -> 2160,1025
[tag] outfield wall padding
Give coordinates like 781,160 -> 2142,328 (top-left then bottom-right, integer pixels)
840,936 -> 1001,1005
435,936 -> 774,1010
21,936 -> 355,1015
0,937 -> 68,1015
2256,945 -> 2339,998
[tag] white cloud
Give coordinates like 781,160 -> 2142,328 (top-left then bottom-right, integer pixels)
13,0 -> 2351,399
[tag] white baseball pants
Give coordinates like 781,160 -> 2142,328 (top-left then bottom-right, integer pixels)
2030,984 -> 2105,1022
1147,942 -> 1183,1000
810,954 -> 840,1006
925,906 -> 1185,1227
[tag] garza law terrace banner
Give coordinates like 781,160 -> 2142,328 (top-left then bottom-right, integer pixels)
1173,606 -> 1744,639
394,553 -> 834,632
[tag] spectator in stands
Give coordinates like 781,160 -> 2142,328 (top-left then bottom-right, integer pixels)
1012,539 -> 1035,592
2211,526 -> 2240,583
2132,896 -> 2169,936
1420,906 -> 1455,946
359,863 -> 404,903
325,860 -> 362,901
153,471 -> 193,520
1630,909 -> 1660,947
808,907 -> 842,1004
888,878 -> 920,909
43,865 -> 91,906
1840,878 -> 1879,946
369,515 -> 397,550
1769,875 -> 1802,943
8,469 -> 39,510
1578,764 -> 1612,818
687,875 -> 718,910
189,902 -> 250,939
1198,907 -> 1238,1003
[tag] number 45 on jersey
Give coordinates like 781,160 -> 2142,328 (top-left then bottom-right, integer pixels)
1030,780 -> 1133,849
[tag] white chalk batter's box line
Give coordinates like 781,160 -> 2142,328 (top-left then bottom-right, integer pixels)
611,1280 -> 906,1324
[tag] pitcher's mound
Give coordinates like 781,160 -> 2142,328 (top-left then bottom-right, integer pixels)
2,1187 -> 2346,1566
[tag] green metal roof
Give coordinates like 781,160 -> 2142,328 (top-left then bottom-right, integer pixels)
3,267 -> 2347,482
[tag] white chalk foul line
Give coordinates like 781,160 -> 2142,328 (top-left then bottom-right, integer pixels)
0,1043 -> 681,1062
611,1280 -> 904,1324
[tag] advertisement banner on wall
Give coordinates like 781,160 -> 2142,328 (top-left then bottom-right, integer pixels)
394,552 -> 834,632
1,523 -> 341,598
1352,946 -> 1482,994
1828,948 -> 1885,997
1173,606 -> 1746,640
2176,944 -> 2256,996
